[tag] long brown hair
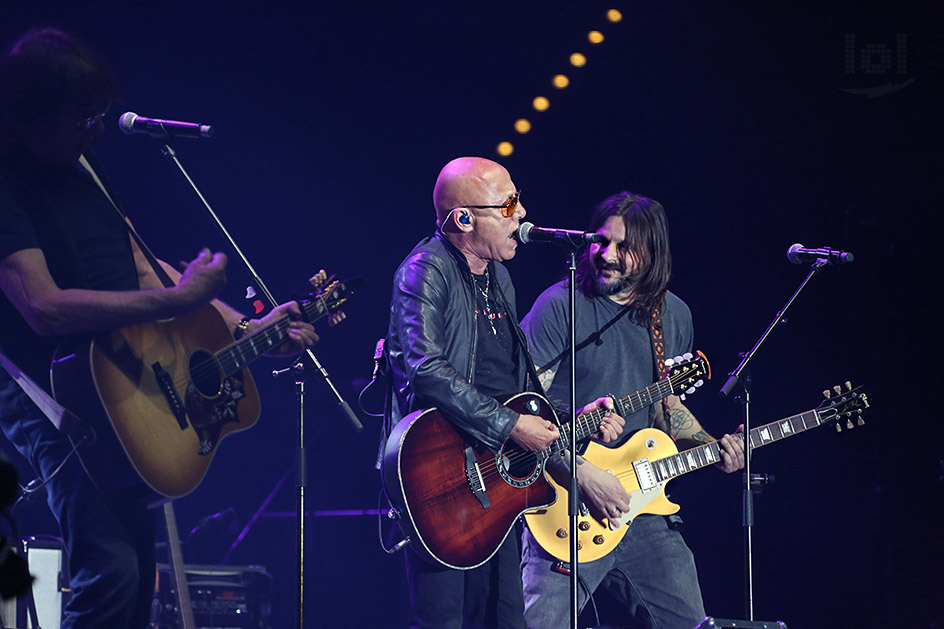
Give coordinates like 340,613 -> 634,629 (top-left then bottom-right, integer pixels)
576,192 -> 672,321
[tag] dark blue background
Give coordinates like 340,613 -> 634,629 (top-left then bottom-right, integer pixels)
3,2 -> 941,627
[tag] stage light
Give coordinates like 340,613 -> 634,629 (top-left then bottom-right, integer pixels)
494,8 -> 624,157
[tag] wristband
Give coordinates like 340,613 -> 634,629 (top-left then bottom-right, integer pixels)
234,317 -> 252,340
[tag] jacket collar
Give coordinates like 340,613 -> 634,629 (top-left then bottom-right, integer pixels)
433,229 -> 494,279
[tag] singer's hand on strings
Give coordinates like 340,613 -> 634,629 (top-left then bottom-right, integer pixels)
245,301 -> 319,356
510,414 -> 560,451
175,248 -> 227,309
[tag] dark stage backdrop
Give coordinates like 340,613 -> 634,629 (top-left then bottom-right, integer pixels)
2,2 -> 940,628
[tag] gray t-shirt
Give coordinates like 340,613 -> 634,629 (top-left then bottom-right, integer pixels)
521,281 -> 693,445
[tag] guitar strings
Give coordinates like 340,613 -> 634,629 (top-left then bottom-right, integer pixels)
602,405 -> 829,486
473,370 -> 694,479
471,369 -> 700,483
166,294 -> 338,392
167,316 -> 294,391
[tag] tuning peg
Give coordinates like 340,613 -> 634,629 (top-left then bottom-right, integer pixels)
685,387 -> 695,395
846,419 -> 854,430
679,394 -> 687,401
823,389 -> 832,399
845,381 -> 853,391
833,385 -> 842,396
694,380 -> 704,388
308,269 -> 327,288
835,423 -> 842,432
328,311 -> 346,326
665,357 -> 675,367
682,352 -> 693,361
857,417 -> 865,426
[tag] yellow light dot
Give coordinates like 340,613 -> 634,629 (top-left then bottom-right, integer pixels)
514,119 -> 532,134
552,74 -> 570,89
532,96 -> 550,112
606,9 -> 622,23
497,141 -> 514,156
570,52 -> 587,68
588,30 -> 604,44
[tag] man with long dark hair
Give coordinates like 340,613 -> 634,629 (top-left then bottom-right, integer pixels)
519,192 -> 745,628
0,28 -> 316,627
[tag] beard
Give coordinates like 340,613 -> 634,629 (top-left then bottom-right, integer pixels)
592,263 -> 634,297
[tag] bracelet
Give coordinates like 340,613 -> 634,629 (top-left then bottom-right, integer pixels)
234,317 -> 252,340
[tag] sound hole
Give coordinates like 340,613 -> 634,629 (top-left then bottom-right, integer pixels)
189,350 -> 223,398
501,445 -> 537,480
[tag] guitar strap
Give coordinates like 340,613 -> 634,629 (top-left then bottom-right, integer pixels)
78,153 -> 176,289
649,305 -> 673,436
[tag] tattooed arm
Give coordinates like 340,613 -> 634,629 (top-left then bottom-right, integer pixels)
655,396 -> 745,473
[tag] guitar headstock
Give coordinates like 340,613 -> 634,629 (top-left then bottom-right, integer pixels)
816,382 -> 870,431
664,350 -> 711,399
295,273 -> 365,325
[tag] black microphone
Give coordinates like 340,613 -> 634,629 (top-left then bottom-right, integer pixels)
516,222 -> 603,248
118,111 -> 214,139
786,243 -> 854,265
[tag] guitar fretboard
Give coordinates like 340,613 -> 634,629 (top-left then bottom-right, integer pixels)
547,378 -> 677,459
649,408 -> 824,482
215,291 -> 335,377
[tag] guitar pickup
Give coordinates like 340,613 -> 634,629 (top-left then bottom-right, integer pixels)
152,362 -> 188,430
464,447 -> 490,509
633,458 -> 658,492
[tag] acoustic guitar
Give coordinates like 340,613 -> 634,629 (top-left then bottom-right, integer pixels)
50,276 -> 361,500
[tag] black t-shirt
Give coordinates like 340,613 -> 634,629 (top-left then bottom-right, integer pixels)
0,149 -> 139,388
471,271 -> 520,400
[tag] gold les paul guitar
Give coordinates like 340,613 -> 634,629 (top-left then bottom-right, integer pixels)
50,274 -> 362,500
524,383 -> 870,563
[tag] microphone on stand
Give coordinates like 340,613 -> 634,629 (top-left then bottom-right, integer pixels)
516,222 -> 603,248
786,243 -> 854,265
118,112 -> 214,139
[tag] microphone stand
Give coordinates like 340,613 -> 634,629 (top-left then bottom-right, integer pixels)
718,258 -> 828,620
566,250 -> 579,629
158,143 -> 363,629
530,231 -> 592,629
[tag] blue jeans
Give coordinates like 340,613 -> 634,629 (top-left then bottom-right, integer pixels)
0,368 -> 156,629
521,514 -> 706,629
405,530 -> 527,628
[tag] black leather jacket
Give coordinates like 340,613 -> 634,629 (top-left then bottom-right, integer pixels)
387,231 -> 539,451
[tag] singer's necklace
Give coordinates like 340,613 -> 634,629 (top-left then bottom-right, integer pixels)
475,269 -> 498,335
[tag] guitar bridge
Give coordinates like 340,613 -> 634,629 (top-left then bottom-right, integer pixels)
464,447 -> 490,509
152,362 -> 187,430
